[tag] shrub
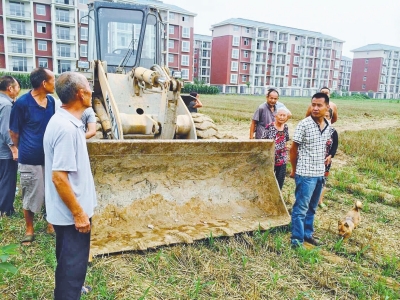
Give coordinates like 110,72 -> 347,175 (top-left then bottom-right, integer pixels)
182,83 -> 219,95
0,72 -> 31,89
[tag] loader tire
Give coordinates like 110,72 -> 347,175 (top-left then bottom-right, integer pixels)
191,113 -> 236,139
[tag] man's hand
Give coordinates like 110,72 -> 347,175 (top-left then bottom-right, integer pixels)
290,170 -> 296,178
10,146 -> 18,161
325,155 -> 332,166
73,211 -> 91,233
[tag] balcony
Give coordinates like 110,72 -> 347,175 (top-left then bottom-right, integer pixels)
6,10 -> 31,19
55,0 -> 75,6
57,34 -> 75,41
257,33 -> 269,40
57,51 -> 76,58
8,46 -> 33,55
56,16 -> 75,24
7,29 -> 32,38
12,64 -> 34,72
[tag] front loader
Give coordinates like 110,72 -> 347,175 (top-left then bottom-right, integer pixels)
81,1 -> 290,256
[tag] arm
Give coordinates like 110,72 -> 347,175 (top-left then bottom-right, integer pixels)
193,98 -> 203,108
85,122 -> 96,139
249,120 -> 257,139
52,171 -> 90,233
9,130 -> 19,148
331,103 -> 338,124
289,141 -> 299,178
305,105 -> 312,117
329,130 -> 338,158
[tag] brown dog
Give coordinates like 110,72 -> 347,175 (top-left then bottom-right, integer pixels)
338,201 -> 362,238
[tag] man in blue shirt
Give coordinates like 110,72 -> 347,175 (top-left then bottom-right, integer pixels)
9,67 -> 56,245
0,76 -> 20,216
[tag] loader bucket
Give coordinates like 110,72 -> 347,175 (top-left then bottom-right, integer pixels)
87,140 -> 290,256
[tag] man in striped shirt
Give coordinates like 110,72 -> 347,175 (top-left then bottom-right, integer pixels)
289,92 -> 331,248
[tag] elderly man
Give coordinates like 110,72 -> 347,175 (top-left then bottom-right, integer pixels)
43,72 -> 97,299
0,76 -> 20,216
290,92 -> 331,248
9,68 -> 56,244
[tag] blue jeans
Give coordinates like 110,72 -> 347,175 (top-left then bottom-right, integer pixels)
53,223 -> 91,300
291,174 -> 324,246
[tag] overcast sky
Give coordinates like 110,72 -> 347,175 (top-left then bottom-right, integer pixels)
165,0 -> 400,58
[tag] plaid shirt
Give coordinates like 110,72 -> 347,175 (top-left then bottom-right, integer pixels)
293,116 -> 331,177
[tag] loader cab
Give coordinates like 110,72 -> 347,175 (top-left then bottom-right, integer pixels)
87,1 -> 163,73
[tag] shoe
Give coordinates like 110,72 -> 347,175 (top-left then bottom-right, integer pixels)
81,286 -> 92,295
304,236 -> 323,246
291,241 -> 304,249
21,234 -> 35,245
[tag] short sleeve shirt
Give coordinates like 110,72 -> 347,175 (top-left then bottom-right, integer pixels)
9,91 -> 55,165
81,107 -> 96,131
0,93 -> 14,159
252,102 -> 276,139
293,116 -> 331,177
188,100 -> 197,113
43,108 -> 97,225
262,123 -> 289,166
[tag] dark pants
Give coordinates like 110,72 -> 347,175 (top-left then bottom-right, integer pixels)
53,223 -> 91,300
0,159 -> 18,216
274,164 -> 286,190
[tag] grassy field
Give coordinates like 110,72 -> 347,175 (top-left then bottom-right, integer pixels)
1,95 -> 400,299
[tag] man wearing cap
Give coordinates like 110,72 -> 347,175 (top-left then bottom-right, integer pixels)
187,91 -> 203,113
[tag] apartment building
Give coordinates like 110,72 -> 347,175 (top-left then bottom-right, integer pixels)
350,44 -> 400,98
193,34 -> 211,83
210,18 -> 344,96
0,0 -> 195,79
338,55 -> 352,91
0,0 -> 90,74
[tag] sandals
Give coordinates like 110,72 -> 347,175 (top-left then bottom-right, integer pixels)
21,234 -> 35,245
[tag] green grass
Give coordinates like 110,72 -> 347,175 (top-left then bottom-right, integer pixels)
1,96 -> 400,299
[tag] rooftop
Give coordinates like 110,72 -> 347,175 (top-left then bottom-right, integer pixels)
351,43 -> 400,52
120,0 -> 196,16
194,34 -> 212,41
211,18 -> 344,42
341,55 -> 352,61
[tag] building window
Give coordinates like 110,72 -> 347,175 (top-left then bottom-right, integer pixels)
231,61 -> 238,71
169,25 -> 174,35
362,84 -> 366,90
364,67 -> 367,72
56,9 -> 70,23
332,80 -> 337,88
80,27 -> 88,41
292,67 -> 298,75
363,76 -> 367,81
194,67 -> 197,73
243,38 -> 249,46
12,57 -> 27,72
230,74 -> 238,84
194,48 -> 197,54
182,15 -> 188,22
80,44 -> 87,57
181,69 -> 189,79
292,78 -> 298,86
243,63 -> 247,70
294,56 -> 299,64
194,58 -> 197,63
36,4 -> 46,16
365,59 -> 369,64
182,27 -> 190,38
168,40 -> 174,49
333,71 -> 338,78
168,54 -> 174,63
232,36 -> 239,46
37,23 -> 46,34
232,49 -> 239,59
244,51 -> 248,58
57,26 -> 70,40
181,41 -> 190,52
58,60 -> 71,73
181,55 -> 189,66
334,61 -> 340,69
38,58 -> 48,68
10,2 -> 24,16
233,25 -> 239,31
57,44 -> 71,57
242,75 -> 247,82
202,50 -> 208,57
169,12 -> 175,20
38,40 -> 47,51
246,27 -> 250,33
79,10 -> 88,24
